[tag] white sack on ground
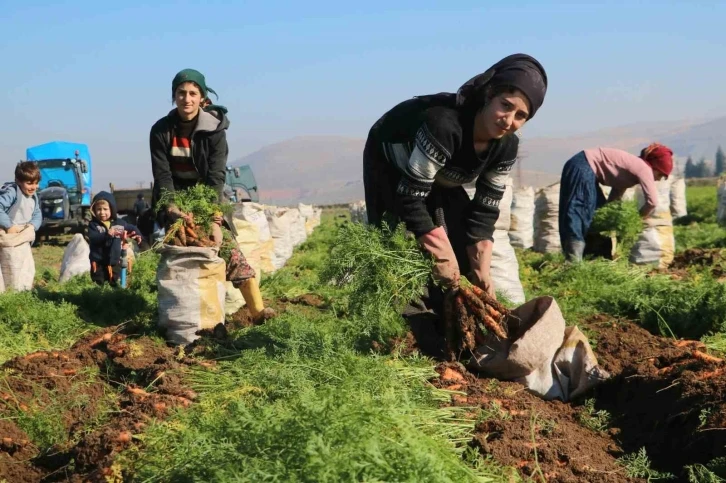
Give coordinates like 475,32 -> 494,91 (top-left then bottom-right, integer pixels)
157,245 -> 226,345
349,201 -> 368,224
467,181 -> 525,304
669,177 -> 687,219
0,226 -> 36,292
59,234 -> 91,282
285,208 -> 307,247
312,208 -> 323,229
298,203 -> 314,236
491,231 -> 526,304
469,296 -> 610,401
630,179 -> 675,268
533,183 -> 561,254
509,186 -> 535,249
234,202 -> 271,242
298,203 -> 314,220
267,209 -> 296,270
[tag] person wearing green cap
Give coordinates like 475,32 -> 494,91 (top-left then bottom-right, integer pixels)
148,68 -> 275,325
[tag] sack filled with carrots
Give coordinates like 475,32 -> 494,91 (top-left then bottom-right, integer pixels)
157,185 -> 236,259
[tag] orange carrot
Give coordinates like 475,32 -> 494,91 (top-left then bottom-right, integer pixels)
692,350 -> 723,365
460,288 -> 507,339
470,285 -> 509,315
90,333 -> 113,347
126,386 -> 150,398
441,367 -> 465,383
62,369 -> 77,376
23,352 -> 48,361
697,368 -> 724,381
108,344 -> 128,358
116,431 -> 132,444
178,226 -> 187,246
174,396 -> 193,408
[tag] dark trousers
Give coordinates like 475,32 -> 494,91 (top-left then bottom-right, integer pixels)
91,261 -> 121,287
558,151 -> 607,246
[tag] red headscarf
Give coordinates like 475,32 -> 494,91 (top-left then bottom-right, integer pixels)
640,143 -> 674,177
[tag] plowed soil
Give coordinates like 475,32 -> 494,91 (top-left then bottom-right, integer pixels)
419,315 -> 726,482
0,327 -> 203,482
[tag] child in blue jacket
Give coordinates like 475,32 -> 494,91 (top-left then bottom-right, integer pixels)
0,162 -> 42,234
88,191 -> 142,286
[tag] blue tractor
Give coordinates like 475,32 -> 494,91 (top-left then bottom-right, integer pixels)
25,141 -> 93,237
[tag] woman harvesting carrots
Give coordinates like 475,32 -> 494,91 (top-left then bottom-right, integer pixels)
363,54 -> 548,299
149,68 -> 274,324
558,143 -> 674,262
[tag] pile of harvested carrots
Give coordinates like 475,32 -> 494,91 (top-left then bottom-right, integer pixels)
443,284 -> 510,361
164,218 -> 219,248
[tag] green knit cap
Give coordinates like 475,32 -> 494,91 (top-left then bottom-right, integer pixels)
172,69 -> 218,100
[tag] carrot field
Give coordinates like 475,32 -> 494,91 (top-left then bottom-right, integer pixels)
1,185 -> 725,482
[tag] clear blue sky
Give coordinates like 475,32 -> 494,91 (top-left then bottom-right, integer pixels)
2,0 -> 724,189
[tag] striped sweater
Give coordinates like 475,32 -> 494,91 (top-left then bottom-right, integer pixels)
368,94 -> 519,243
169,117 -> 200,180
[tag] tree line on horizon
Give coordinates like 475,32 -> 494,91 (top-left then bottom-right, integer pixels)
684,146 -> 725,178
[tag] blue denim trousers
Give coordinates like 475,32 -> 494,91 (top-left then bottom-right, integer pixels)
558,151 -> 606,246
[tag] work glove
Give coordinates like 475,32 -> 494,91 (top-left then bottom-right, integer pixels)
417,226 -> 460,289
466,240 -> 496,299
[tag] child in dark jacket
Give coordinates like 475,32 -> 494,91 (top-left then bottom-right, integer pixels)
88,192 -> 143,286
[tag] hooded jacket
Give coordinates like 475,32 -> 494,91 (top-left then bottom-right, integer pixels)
149,107 -> 230,209
88,191 -> 140,266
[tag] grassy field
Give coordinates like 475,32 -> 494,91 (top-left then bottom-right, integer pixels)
0,184 -> 723,481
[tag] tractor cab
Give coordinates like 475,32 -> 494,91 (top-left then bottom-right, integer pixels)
225,165 -> 259,203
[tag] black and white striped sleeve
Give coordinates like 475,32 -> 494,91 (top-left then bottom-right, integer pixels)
394,110 -> 462,237
395,125 -> 450,197
464,135 -> 519,243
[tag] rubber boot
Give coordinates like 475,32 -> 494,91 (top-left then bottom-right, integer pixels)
564,239 -> 586,263
239,278 -> 276,324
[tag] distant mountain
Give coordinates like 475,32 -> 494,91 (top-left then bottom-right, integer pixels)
234,136 -> 558,205
233,116 -> 726,205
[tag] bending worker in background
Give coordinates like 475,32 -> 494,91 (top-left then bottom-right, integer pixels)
149,68 -> 275,324
559,143 -> 674,262
363,54 -> 548,299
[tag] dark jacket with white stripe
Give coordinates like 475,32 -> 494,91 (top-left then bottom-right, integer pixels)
367,94 -> 519,243
149,108 -> 230,209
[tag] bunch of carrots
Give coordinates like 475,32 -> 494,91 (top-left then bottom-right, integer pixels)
163,214 -> 223,248
442,283 -> 510,361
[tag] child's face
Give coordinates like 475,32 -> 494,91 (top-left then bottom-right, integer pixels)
17,179 -> 39,197
94,202 -> 111,222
